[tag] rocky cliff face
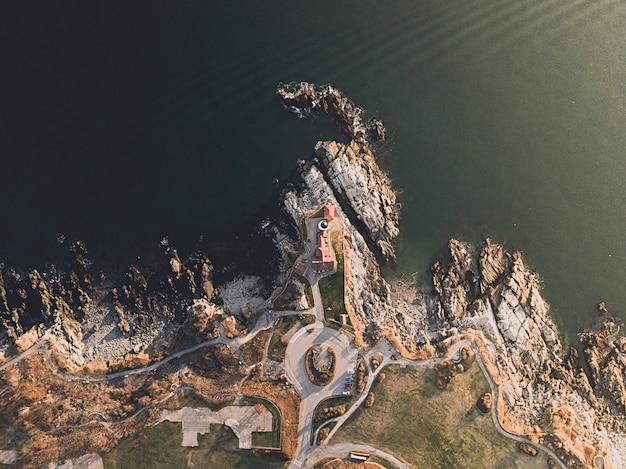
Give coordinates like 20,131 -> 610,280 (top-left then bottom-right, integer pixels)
338,235 -> 625,468
314,140 -> 399,262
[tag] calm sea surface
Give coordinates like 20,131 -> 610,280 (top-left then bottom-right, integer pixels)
2,1 -> 625,341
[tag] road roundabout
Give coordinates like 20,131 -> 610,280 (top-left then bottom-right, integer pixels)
285,322 -> 358,468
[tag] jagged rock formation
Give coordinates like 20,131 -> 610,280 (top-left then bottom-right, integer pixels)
314,140 -> 399,262
0,240 -> 92,347
112,250 -> 214,335
278,83 -> 399,262
277,81 -> 385,143
0,242 -> 216,364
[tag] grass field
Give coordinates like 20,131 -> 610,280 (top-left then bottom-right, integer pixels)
102,421 -> 285,469
177,391 -> 235,411
332,363 -> 547,469
318,245 -> 346,324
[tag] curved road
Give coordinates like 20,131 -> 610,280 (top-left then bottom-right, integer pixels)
468,342 -> 569,469
306,442 -> 410,469
308,339 -> 569,469
285,318 -> 358,468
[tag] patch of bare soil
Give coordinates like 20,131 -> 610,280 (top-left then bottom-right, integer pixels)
240,329 -> 272,366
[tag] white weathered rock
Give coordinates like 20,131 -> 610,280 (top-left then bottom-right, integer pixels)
315,140 -> 399,262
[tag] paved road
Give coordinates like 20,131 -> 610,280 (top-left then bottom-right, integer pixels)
285,322 -> 358,469
306,442 -> 410,469
310,339 -> 570,469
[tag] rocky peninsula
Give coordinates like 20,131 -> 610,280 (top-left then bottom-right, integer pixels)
0,82 -> 624,468
278,82 -> 625,468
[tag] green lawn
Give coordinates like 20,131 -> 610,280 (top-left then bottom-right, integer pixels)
318,250 -> 346,324
333,363 -> 548,469
102,421 -> 284,469
176,391 -> 234,411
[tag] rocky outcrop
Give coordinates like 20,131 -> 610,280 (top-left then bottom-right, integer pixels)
277,81 -> 385,143
314,140 -> 399,262
0,240 -> 92,343
581,324 -> 626,420
431,239 -> 473,321
112,250 -> 214,335
278,82 -> 399,262
478,237 -> 508,294
338,235 -> 625,468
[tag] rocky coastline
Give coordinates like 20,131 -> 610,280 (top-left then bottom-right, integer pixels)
277,82 -> 626,468
1,82 -> 625,468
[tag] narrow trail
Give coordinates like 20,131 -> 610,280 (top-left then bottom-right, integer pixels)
308,339 -> 569,469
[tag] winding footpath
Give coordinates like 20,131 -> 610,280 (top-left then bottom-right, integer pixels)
0,307 -> 570,469
468,342 -> 569,469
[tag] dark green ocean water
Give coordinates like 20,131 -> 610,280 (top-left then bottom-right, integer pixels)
2,1 -> 625,340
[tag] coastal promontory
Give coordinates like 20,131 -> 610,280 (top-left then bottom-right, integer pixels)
0,83 -> 624,469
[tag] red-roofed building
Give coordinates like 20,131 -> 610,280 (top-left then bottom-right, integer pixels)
323,203 -> 336,221
294,263 -> 307,276
312,225 -> 335,273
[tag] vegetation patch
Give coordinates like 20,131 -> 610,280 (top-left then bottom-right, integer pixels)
187,344 -> 247,384
333,364 -> 548,469
305,345 -> 336,386
435,345 -> 475,389
240,328 -> 272,366
267,316 -> 300,362
314,458 -> 387,469
319,233 -> 347,325
313,396 -> 353,429
312,396 -> 354,445
176,391 -> 234,411
272,278 -> 312,310
102,421 -> 284,469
